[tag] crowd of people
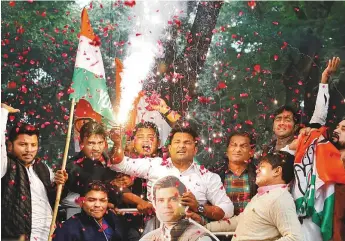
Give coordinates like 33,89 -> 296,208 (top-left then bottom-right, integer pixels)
1,57 -> 344,241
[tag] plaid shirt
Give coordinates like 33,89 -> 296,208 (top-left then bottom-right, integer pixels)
224,170 -> 251,216
210,158 -> 257,216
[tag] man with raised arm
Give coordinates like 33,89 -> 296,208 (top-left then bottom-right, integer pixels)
1,103 -> 68,241
267,57 -> 341,154
110,122 -> 234,223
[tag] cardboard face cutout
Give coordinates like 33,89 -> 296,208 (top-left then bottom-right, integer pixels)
140,176 -> 219,241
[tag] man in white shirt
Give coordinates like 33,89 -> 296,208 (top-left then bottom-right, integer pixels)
267,57 -> 341,155
110,122 -> 234,222
1,103 -> 68,241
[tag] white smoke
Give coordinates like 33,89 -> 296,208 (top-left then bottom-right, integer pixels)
117,0 -> 187,124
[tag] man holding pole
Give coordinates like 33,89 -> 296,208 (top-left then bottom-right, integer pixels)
65,121 -> 153,214
1,103 -> 68,241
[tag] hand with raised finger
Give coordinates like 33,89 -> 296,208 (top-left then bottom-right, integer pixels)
321,57 -> 341,84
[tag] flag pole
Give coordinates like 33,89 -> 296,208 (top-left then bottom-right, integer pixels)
48,98 -> 76,241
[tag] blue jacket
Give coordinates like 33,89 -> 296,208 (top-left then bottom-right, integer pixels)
53,211 -> 126,241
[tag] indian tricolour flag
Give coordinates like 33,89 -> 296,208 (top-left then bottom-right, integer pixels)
292,127 -> 345,241
70,8 -> 116,125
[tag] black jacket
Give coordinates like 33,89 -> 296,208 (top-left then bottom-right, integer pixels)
66,152 -> 124,205
53,210 -> 126,241
1,154 -> 61,239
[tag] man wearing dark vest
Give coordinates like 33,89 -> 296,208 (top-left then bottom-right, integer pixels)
1,103 -> 68,241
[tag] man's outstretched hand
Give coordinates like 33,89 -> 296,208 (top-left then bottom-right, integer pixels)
321,57 -> 341,84
1,103 -> 20,113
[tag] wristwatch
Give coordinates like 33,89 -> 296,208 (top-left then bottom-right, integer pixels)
197,204 -> 205,214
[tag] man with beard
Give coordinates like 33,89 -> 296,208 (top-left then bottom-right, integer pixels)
332,117 -> 345,241
288,117 -> 345,241
1,103 -> 68,241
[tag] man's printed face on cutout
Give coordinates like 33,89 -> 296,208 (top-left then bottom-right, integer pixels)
154,186 -> 185,223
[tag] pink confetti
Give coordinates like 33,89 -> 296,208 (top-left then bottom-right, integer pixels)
245,120 -> 253,125
20,85 -> 28,93
198,96 -> 212,104
247,1 -> 256,9
7,81 -> 16,89
253,64 -> 261,73
17,26 -> 25,35
281,41 -> 288,49
67,87 -> 74,94
174,19 -> 181,27
124,0 -> 136,7
217,81 -> 227,89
